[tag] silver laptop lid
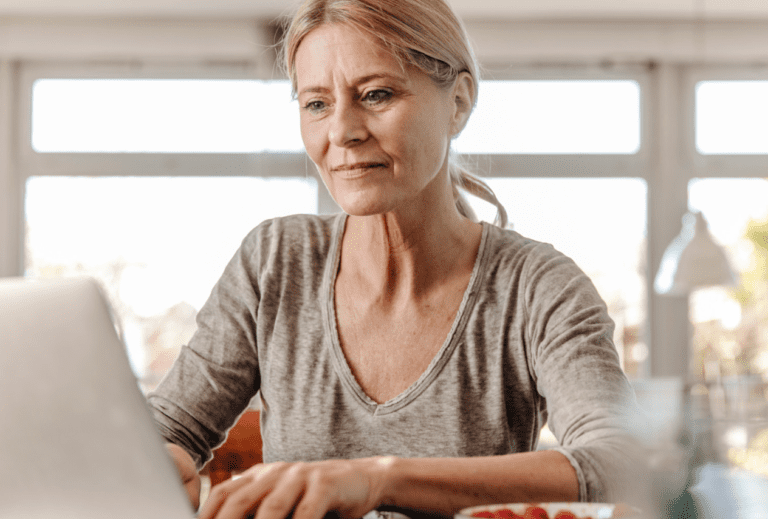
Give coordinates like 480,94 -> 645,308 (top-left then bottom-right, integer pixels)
0,276 -> 194,519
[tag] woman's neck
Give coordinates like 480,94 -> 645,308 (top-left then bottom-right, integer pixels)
341,202 -> 482,304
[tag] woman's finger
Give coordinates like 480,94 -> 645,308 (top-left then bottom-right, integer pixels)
200,462 -> 294,519
290,473 -> 334,519
197,475 -> 253,519
199,459 -> 382,519
251,464 -> 310,519
291,460 -> 378,519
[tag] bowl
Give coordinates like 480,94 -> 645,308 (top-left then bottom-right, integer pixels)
456,502 -> 641,519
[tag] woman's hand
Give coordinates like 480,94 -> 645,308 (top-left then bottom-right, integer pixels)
165,443 -> 202,511
198,457 -> 394,519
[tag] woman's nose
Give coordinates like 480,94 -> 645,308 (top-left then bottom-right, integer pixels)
328,102 -> 368,147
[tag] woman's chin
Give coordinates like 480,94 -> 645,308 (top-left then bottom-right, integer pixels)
332,193 -> 397,217
339,205 -> 390,218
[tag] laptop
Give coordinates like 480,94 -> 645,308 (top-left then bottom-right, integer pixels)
0,276 -> 195,519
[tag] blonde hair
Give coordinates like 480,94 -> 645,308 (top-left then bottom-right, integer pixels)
281,0 -> 508,228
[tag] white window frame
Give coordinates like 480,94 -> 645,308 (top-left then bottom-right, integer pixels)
15,61 -> 342,217
17,62 -> 652,177
687,65 -> 768,176
17,63 -> 311,178
454,64 -> 650,179
647,64 -> 768,380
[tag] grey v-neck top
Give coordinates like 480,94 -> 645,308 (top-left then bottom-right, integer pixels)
148,213 -> 640,503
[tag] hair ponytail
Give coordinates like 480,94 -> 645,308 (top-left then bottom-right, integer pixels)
449,158 -> 508,228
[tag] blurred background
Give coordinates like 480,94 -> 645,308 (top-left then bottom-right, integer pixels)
1,0 -> 767,477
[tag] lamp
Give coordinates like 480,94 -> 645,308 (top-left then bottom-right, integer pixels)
654,211 -> 738,296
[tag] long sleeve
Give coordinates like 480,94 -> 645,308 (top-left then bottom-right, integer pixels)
147,225 -> 263,469
520,242 -> 645,503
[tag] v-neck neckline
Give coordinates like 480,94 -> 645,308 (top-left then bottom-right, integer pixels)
322,213 -> 492,415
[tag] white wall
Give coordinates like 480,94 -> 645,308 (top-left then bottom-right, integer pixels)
2,0 -> 768,19
3,17 -> 768,63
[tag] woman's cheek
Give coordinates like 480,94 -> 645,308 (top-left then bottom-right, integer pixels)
300,121 -> 324,166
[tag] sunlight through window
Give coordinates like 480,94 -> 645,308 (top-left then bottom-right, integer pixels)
31,78 -> 641,154
25,176 -> 318,390
32,80 -> 303,153
696,81 -> 768,154
456,80 -> 641,154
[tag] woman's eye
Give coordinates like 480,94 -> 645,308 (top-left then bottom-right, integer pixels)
303,100 -> 326,113
363,89 -> 392,104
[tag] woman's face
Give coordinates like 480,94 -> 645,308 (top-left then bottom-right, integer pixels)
295,23 -> 465,217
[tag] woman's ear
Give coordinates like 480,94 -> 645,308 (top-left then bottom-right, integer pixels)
450,71 -> 475,137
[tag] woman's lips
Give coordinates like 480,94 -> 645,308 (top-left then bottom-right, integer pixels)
332,161 -> 387,171
330,162 -> 388,178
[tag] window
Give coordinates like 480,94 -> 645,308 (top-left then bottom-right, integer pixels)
24,176 -> 318,390
696,81 -> 768,155
31,78 -> 641,155
687,179 -> 768,478
687,178 -> 768,379
19,68 -> 648,381
31,79 -> 303,153
455,80 -> 641,154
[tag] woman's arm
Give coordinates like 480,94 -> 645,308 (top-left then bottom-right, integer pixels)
198,450 -> 578,519
381,450 -> 578,514
148,224 -> 264,469
520,243 -> 644,503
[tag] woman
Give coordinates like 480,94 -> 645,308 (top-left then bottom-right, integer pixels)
149,1 -> 641,518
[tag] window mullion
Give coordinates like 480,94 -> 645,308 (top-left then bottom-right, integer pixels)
646,63 -> 693,379
0,59 -> 23,277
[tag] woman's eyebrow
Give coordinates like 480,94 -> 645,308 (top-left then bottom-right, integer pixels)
354,73 -> 407,86
297,85 -> 330,97
298,73 -> 408,97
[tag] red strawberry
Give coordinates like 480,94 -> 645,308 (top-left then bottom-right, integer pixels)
496,509 -> 524,519
554,512 -> 577,519
523,506 -> 550,519
472,512 -> 495,518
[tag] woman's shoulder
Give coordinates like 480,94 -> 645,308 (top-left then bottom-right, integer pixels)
482,223 -> 597,301
221,213 -> 344,290
485,223 -> 577,273
240,213 -> 344,252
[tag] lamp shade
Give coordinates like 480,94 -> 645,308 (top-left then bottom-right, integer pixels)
654,212 -> 738,296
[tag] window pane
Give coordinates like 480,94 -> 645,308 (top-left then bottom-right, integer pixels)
687,178 -> 768,378
31,78 -> 641,155
468,178 -> 648,376
454,80 -> 641,154
696,81 -> 768,154
24,176 -> 318,390
32,79 -> 303,153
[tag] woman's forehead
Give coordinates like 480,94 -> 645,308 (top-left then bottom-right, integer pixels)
295,24 -> 408,90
